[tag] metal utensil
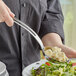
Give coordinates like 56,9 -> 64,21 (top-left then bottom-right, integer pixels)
13,17 -> 70,63
14,17 -> 49,59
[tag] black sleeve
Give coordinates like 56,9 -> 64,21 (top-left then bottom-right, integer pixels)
39,0 -> 64,43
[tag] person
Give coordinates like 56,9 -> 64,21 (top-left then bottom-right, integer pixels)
0,0 -> 76,76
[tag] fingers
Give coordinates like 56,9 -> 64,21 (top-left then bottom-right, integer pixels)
60,44 -> 76,58
67,55 -> 76,58
64,48 -> 76,58
5,4 -> 15,18
0,15 -> 4,22
0,0 -> 15,26
4,12 -> 14,26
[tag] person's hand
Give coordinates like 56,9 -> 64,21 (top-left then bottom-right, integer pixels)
60,44 -> 76,58
0,0 -> 15,26
42,33 -> 76,58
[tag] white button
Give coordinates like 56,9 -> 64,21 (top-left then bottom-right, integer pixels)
22,3 -> 26,7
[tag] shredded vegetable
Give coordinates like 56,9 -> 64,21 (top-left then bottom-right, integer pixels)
31,47 -> 76,76
31,61 -> 76,76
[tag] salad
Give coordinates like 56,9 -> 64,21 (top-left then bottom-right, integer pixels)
31,61 -> 76,76
31,47 -> 76,76
44,47 -> 69,62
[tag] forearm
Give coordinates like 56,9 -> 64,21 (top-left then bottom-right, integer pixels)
42,33 -> 63,47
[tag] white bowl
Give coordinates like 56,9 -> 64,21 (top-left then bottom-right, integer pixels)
0,61 -> 9,76
22,58 -> 76,76
22,59 -> 47,76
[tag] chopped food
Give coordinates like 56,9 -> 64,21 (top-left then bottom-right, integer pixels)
45,62 -> 51,66
31,61 -> 76,76
45,47 -> 69,62
72,63 -> 76,67
31,47 -> 76,76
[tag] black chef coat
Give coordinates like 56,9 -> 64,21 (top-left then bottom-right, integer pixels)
0,0 -> 64,76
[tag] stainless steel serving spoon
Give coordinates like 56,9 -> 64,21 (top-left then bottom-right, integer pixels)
14,17 -> 49,59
